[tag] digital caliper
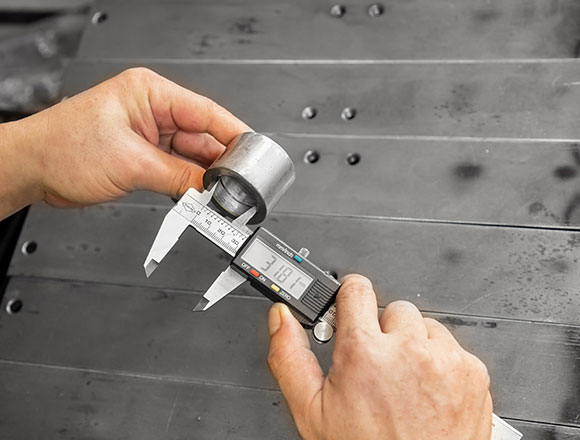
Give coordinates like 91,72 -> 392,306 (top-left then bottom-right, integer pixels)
144,132 -> 339,343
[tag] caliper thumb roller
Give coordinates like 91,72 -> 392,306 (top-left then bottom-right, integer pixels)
144,132 -> 340,344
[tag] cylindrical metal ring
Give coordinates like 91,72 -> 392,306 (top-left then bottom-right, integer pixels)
203,132 -> 295,224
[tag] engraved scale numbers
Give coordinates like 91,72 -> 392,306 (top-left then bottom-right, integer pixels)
174,196 -> 249,256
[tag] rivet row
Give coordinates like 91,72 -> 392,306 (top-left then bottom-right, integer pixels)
304,151 -> 362,166
330,4 -> 385,18
302,107 -> 358,121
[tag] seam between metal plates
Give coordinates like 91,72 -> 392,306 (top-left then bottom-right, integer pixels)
7,275 -> 580,330
0,359 -> 281,394
75,57 -> 580,65
1,359 -> 580,429
73,201 -> 580,233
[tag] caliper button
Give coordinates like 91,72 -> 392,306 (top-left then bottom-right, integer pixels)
250,269 -> 260,277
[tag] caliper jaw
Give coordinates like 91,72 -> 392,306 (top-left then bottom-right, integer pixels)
144,212 -> 189,278
192,266 -> 247,311
144,186 -> 217,278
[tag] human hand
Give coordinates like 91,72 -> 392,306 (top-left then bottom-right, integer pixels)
1,67 -> 249,216
267,274 -> 492,440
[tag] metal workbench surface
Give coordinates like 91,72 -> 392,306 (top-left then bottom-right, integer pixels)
2,0 -> 580,438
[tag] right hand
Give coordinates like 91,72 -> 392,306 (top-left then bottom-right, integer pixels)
267,274 -> 493,440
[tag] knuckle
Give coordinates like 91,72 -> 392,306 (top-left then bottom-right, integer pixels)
446,350 -> 466,371
121,67 -> 157,82
468,354 -> 491,387
205,97 -> 227,117
266,344 -> 287,375
266,338 -> 298,377
115,68 -> 160,92
266,348 -> 281,372
423,317 -> 440,328
386,300 -> 418,314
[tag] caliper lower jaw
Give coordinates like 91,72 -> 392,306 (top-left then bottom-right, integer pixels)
191,205 -> 257,312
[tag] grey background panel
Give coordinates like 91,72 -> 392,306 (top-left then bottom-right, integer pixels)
116,135 -> 580,228
511,422 -> 580,440
78,0 -> 580,60
0,362 -> 577,440
10,204 -> 580,324
63,61 -> 580,139
1,278 -> 580,426
0,362 -> 297,440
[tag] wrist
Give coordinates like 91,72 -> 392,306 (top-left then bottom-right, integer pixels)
0,116 -> 45,219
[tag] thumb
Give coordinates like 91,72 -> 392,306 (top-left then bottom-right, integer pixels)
267,303 -> 324,426
133,138 -> 206,198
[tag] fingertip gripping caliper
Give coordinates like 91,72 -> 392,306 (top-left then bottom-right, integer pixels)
144,132 -> 339,344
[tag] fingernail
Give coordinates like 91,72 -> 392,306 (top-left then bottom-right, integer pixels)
268,303 -> 289,336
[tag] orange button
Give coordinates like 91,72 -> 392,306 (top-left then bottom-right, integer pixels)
250,269 -> 260,277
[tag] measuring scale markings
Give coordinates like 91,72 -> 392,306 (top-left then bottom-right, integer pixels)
173,194 -> 249,256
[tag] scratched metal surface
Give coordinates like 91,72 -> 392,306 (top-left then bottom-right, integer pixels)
78,0 -> 580,60
4,0 -> 580,438
1,278 -> 580,430
63,61 -> 580,140
0,363 -> 577,440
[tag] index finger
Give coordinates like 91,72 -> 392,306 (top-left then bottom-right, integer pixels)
152,73 -> 252,145
335,274 -> 381,338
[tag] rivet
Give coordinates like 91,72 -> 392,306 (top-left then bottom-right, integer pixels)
21,240 -> 38,255
304,150 -> 320,164
91,11 -> 108,24
302,106 -> 317,120
368,3 -> 384,17
341,107 -> 357,121
6,299 -> 23,315
346,153 -> 361,166
330,5 -> 346,18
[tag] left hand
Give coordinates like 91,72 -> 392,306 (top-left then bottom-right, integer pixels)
2,67 -> 249,215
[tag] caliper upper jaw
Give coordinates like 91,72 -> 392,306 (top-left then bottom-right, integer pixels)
144,210 -> 191,278
144,187 -> 215,278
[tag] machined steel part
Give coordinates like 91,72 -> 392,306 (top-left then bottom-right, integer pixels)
203,132 -> 295,225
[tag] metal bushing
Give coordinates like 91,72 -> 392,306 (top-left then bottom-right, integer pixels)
203,132 -> 295,224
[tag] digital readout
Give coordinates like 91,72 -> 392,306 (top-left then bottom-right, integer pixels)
242,239 -> 313,299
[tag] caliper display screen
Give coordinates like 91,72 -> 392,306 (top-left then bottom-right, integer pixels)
242,239 -> 313,299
